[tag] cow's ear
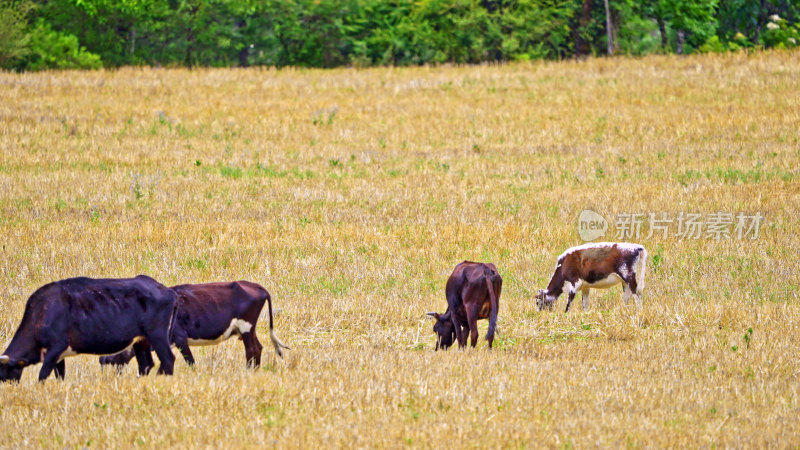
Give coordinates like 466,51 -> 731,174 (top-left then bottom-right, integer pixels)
426,312 -> 439,320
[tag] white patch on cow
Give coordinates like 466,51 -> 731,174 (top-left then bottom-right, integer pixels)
236,319 -> 253,334
551,280 -> 572,303
187,319 -> 252,346
558,242 -> 612,260
585,273 -> 623,289
94,336 -> 146,357
57,346 -> 77,362
558,241 -> 643,260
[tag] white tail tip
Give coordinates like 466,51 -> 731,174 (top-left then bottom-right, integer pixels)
269,329 -> 290,358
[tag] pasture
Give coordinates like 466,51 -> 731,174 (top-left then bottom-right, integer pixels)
0,50 -> 799,447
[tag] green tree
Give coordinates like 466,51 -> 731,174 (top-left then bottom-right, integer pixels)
0,0 -> 33,69
716,0 -> 799,46
9,0 -> 799,70
23,20 -> 102,69
665,0 -> 718,53
634,0 -> 717,53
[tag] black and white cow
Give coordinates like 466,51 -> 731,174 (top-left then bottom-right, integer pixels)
100,281 -> 289,372
535,242 -> 647,312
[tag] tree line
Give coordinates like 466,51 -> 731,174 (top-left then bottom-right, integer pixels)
1,0 -> 798,71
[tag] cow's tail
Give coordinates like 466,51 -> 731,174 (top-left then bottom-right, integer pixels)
635,246 -> 647,296
485,270 -> 499,345
266,290 -> 290,358
167,289 -> 180,343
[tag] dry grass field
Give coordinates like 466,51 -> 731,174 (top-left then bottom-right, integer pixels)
1,50 -> 799,447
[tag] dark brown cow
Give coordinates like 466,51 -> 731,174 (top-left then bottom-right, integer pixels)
0,275 -> 176,382
99,281 -> 289,372
535,242 -> 647,312
427,261 -> 502,350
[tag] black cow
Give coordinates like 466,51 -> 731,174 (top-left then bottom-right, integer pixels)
427,261 -> 502,350
0,275 -> 176,382
100,281 -> 289,372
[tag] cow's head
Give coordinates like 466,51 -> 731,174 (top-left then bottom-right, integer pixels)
0,355 -> 26,382
427,311 -> 455,350
535,289 -> 555,311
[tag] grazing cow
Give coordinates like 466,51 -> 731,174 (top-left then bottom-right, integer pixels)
535,242 -> 647,312
0,276 -> 176,382
427,261 -> 502,350
99,281 -> 289,372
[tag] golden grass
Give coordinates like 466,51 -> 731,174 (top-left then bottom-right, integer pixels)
1,50 -> 799,447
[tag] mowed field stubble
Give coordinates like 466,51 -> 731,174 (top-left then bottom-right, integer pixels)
1,50 -> 799,447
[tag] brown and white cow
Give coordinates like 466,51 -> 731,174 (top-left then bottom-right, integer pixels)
1,276 -> 177,382
535,242 -> 647,312
99,281 -> 289,372
427,261 -> 502,350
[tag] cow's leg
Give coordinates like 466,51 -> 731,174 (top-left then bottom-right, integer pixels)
54,360 -> 66,379
150,332 -> 175,375
466,303 -> 481,348
625,273 -> 642,309
581,288 -> 591,311
626,286 -> 642,308
452,317 -> 467,348
242,332 -> 263,368
445,289 -> 466,349
133,342 -> 155,376
172,329 -> 195,366
153,337 -> 175,375
143,307 -> 176,375
622,285 -> 632,306
455,323 -> 467,348
38,343 -> 68,381
565,289 -> 577,312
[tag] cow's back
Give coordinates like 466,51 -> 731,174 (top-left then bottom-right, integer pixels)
172,281 -> 265,314
459,262 -> 498,290
54,275 -> 175,354
445,261 -> 500,316
10,282 -> 69,339
445,261 -> 477,297
171,281 -> 267,341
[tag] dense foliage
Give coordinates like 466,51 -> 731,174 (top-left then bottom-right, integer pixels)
1,0 -> 799,70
